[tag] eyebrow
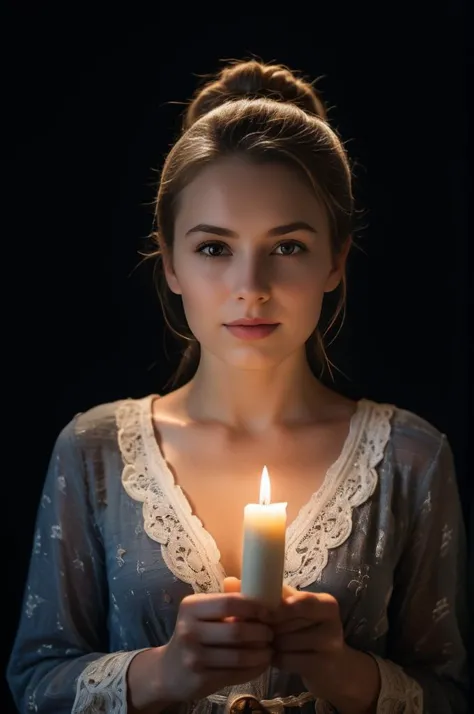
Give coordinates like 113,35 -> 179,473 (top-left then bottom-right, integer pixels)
185,221 -> 318,238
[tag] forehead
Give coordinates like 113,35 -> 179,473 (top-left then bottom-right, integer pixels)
175,157 -> 328,233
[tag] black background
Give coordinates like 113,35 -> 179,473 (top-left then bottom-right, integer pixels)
2,8 -> 471,712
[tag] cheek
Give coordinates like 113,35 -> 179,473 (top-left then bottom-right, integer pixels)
178,271 -> 225,328
182,271 -> 225,299
277,265 -> 327,307
275,266 -> 328,338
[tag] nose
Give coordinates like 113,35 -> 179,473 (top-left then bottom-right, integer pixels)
232,254 -> 271,303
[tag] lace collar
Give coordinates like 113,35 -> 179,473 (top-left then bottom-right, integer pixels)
117,395 -> 393,593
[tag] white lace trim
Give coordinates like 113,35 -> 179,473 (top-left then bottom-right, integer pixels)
371,653 -> 424,712
72,649 -> 150,713
313,652 -> 424,714
285,402 -> 393,589
117,396 -> 393,594
117,398 -> 225,593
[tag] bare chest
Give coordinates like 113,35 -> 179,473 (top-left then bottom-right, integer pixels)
152,417 -> 352,578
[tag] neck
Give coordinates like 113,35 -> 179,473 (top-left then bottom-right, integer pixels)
183,350 -> 329,432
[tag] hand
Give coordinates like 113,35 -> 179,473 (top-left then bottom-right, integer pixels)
155,578 -> 273,703
272,588 -> 346,699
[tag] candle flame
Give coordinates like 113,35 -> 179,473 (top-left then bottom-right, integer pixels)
259,465 -> 271,505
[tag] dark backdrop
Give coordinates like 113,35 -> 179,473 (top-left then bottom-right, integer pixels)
3,10 -> 471,713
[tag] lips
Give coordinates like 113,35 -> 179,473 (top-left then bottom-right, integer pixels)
224,320 -> 280,340
225,318 -> 279,326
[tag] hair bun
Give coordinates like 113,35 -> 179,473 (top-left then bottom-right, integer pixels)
184,59 -> 327,129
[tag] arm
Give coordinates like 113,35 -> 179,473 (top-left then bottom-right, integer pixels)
369,433 -> 468,713
6,419 -> 152,714
317,434 -> 468,714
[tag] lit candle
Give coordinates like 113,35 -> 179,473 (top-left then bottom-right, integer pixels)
241,466 -> 287,609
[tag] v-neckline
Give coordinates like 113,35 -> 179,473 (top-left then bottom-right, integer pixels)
138,394 -> 370,588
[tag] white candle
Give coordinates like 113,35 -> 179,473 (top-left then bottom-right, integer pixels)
241,466 -> 287,609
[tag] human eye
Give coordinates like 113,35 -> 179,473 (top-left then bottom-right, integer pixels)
273,240 -> 307,257
196,241 -> 232,258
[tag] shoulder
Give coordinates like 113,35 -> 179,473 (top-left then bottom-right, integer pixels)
389,402 -> 447,460
59,394 -> 155,455
363,398 -> 447,460
46,395 -> 156,506
364,398 -> 455,500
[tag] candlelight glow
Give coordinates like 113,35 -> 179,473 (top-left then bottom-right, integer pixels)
259,466 -> 271,505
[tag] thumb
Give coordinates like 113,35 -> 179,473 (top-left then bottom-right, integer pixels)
223,576 -> 242,594
282,583 -> 298,599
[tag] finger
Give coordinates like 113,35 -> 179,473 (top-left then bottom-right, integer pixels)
273,592 -> 308,623
282,583 -> 298,598
224,577 -> 241,594
183,593 -> 270,623
274,621 -> 339,653
181,641 -> 206,673
273,626 -> 321,652
202,645 -> 272,670
272,652 -> 314,676
210,665 -> 274,690
273,617 -> 314,635
273,599 -> 304,625
180,639 -> 271,675
280,592 -> 339,622
196,620 -> 274,646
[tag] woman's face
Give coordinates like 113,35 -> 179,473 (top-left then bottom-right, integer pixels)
164,156 -> 347,372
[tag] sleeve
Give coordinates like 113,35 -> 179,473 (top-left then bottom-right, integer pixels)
6,418 -> 150,714
371,433 -> 469,713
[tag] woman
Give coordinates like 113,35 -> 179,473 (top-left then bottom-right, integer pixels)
7,59 -> 468,714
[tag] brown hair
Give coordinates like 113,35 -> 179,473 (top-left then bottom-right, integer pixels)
150,59 -> 355,388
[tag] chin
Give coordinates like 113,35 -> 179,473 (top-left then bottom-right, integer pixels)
220,344 -> 293,371
197,329 -> 311,371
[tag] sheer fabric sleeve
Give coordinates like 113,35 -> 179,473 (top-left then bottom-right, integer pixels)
7,419 -> 149,714
371,433 -> 469,713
